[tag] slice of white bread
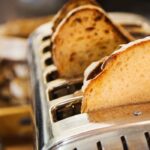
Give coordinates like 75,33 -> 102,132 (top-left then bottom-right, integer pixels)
52,5 -> 133,78
81,36 -> 150,113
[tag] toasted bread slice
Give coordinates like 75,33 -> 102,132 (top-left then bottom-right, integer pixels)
53,0 -> 98,31
81,37 -> 150,113
88,103 -> 150,123
52,5 -> 133,78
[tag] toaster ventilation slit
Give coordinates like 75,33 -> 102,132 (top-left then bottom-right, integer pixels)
43,45 -> 50,53
97,141 -> 103,150
120,136 -> 128,150
145,132 -> 150,149
48,82 -> 82,100
45,57 -> 53,66
46,71 -> 59,82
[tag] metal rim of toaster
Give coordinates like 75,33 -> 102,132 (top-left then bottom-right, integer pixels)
47,120 -> 150,150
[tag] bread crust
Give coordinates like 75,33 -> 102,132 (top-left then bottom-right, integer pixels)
52,5 -> 133,78
52,0 -> 98,32
82,36 -> 150,113
52,5 -> 133,43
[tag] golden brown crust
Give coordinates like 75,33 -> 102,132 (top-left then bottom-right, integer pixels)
102,40 -> 150,69
53,0 -> 98,32
52,5 -> 133,79
82,38 -> 150,113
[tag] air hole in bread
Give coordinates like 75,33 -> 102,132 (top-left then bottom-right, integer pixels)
86,27 -> 95,31
89,88 -> 93,92
104,29 -> 109,34
75,18 -> 82,23
56,37 -> 63,45
94,15 -> 102,21
88,53 -> 94,57
70,33 -> 74,36
100,46 -> 107,49
86,35 -> 92,39
76,37 -> 84,41
120,67 -> 123,71
116,61 -> 122,67
83,17 -> 88,21
69,52 -> 76,62
140,74 -> 145,78
94,32 -> 98,36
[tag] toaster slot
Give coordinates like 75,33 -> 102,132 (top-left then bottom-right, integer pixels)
144,132 -> 150,149
130,32 -> 150,39
121,24 -> 142,29
43,45 -> 50,53
121,23 -> 150,39
42,35 -> 51,41
120,136 -> 128,150
51,99 -> 81,122
46,71 -> 59,82
48,82 -> 83,100
41,52 -> 53,68
97,141 -> 103,150
45,57 -> 53,66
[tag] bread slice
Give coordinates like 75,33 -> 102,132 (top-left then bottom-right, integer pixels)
52,5 -> 133,78
81,36 -> 150,113
53,0 -> 98,31
88,103 -> 150,123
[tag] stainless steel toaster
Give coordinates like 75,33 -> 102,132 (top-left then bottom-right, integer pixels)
28,13 -> 150,150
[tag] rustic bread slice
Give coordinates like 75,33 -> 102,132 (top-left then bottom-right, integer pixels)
52,5 -> 133,78
53,0 -> 98,31
88,103 -> 150,123
81,37 -> 150,113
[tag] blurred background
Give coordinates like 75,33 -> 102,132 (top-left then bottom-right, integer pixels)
0,0 -> 150,150
0,0 -> 150,23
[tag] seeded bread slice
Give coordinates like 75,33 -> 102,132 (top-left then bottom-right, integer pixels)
52,5 -> 133,78
81,37 -> 150,113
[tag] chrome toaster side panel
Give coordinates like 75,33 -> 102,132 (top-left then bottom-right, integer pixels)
28,13 -> 150,150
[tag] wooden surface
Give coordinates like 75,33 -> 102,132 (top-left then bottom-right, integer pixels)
2,137 -> 34,150
0,105 -> 34,138
5,144 -> 33,150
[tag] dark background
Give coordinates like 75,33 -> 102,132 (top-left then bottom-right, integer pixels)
0,0 -> 150,23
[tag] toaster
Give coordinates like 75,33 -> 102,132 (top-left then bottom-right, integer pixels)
28,12 -> 150,150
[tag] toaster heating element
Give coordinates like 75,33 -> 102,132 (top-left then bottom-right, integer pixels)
28,13 -> 150,150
